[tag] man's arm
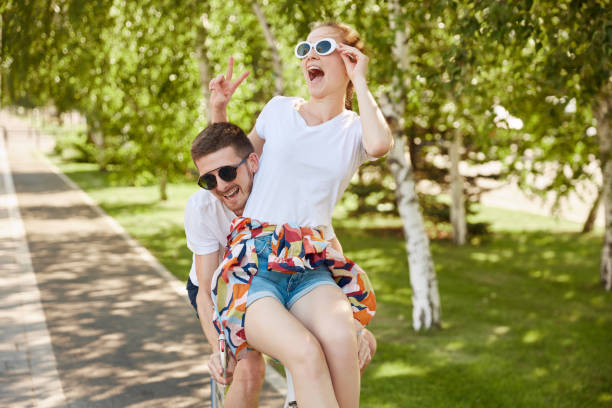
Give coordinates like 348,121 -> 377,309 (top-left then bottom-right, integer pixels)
194,251 -> 237,384
194,251 -> 222,351
209,57 -> 249,124
209,58 -> 265,157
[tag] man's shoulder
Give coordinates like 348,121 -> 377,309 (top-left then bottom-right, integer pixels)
186,189 -> 226,212
185,189 -> 234,236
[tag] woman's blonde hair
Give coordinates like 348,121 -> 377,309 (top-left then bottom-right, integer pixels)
312,22 -> 365,110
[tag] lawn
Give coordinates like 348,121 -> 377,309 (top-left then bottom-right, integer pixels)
54,158 -> 612,408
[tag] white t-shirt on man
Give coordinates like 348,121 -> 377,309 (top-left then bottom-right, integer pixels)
184,189 -> 235,286
243,96 -> 369,238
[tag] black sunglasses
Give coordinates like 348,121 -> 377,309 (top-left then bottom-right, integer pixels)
197,155 -> 249,190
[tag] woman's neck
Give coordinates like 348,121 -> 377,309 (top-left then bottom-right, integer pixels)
303,92 -> 345,123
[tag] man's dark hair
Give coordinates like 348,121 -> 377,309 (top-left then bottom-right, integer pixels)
190,122 -> 254,164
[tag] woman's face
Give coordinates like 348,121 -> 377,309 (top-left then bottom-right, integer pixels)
301,27 -> 349,100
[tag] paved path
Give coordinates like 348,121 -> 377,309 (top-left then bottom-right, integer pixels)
0,113 -> 285,407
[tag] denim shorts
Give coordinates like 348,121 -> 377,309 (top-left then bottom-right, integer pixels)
186,277 -> 200,318
246,235 -> 337,309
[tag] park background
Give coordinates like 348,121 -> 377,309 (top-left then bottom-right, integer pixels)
2,0 -> 611,406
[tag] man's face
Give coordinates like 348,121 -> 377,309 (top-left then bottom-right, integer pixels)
195,146 -> 258,216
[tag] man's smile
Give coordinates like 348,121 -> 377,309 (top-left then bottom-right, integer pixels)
222,186 -> 240,199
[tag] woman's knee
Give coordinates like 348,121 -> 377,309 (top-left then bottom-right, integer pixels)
285,332 -> 327,373
318,322 -> 358,357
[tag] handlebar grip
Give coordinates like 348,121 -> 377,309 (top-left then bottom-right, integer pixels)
218,334 -> 227,379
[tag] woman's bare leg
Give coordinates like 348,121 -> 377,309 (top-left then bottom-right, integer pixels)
244,297 -> 339,408
290,285 -> 360,408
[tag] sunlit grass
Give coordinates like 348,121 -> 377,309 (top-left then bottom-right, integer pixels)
341,229 -> 610,407
53,158 -> 612,408
470,203 -> 597,233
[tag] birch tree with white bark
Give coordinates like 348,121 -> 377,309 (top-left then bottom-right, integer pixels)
450,130 -> 467,245
596,85 -> 612,290
382,0 -> 442,330
251,0 -> 284,96
196,13 -> 212,123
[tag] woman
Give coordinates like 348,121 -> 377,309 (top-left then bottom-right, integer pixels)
209,22 -> 392,407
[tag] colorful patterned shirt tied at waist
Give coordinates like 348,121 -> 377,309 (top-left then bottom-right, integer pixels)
211,217 -> 377,360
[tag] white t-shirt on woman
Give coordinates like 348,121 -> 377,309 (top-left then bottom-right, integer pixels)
243,96 -> 370,238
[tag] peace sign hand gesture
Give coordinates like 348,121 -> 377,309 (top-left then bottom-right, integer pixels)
209,56 -> 250,116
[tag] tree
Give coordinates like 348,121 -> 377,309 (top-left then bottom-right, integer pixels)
484,0 -> 611,289
384,0 -> 443,330
251,0 -> 284,95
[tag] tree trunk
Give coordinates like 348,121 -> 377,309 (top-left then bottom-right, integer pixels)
196,14 -> 212,123
596,83 -> 612,291
450,130 -> 467,245
85,114 -> 107,170
251,0 -> 283,95
582,185 -> 603,234
387,130 -> 442,329
383,0 -> 441,330
159,168 -> 168,201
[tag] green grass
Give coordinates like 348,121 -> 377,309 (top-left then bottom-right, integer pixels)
53,158 -> 612,408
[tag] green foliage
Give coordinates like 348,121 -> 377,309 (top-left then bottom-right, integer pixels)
473,0 -> 610,203
3,0 -> 609,209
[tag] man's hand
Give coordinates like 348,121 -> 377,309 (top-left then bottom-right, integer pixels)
207,350 -> 237,385
357,329 -> 372,370
209,56 -> 249,121
354,319 -> 376,372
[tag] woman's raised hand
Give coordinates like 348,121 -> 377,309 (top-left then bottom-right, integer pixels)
209,56 -> 250,113
338,43 -> 368,85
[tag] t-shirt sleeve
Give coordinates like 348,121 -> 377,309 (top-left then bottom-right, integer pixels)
350,119 -> 375,164
184,197 -> 221,255
255,96 -> 283,140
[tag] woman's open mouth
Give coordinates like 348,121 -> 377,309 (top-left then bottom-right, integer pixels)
308,66 -> 325,82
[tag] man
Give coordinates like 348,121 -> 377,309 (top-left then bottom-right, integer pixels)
185,122 -> 376,407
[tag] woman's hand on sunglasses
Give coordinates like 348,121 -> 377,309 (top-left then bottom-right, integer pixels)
338,43 -> 369,86
209,56 -> 250,115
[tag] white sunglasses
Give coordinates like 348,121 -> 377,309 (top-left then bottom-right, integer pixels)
294,38 -> 338,59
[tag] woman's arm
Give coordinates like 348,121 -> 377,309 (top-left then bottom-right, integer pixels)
247,128 -> 265,157
338,44 -> 393,158
353,79 -> 393,157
